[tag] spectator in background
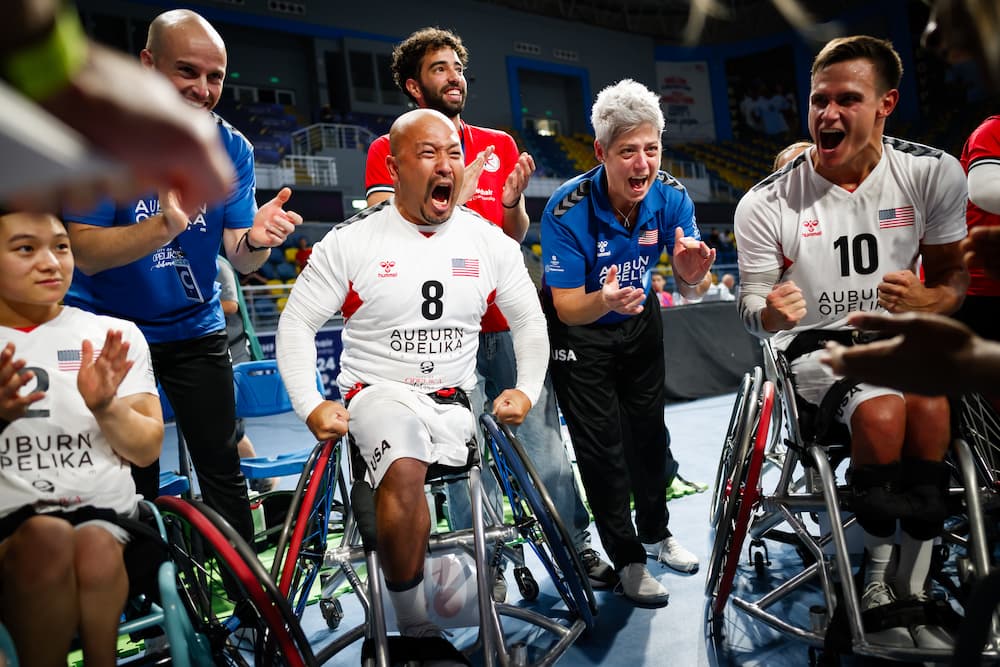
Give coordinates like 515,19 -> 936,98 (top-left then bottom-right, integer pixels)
651,273 -> 674,307
63,10 -> 302,545
294,236 -> 312,273
365,26 -> 611,593
216,257 -> 276,493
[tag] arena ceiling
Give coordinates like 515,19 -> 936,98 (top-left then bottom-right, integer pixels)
478,0 -> 874,44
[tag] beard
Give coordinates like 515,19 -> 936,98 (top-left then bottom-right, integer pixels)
419,83 -> 465,118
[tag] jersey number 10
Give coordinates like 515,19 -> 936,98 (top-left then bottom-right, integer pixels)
833,234 -> 879,277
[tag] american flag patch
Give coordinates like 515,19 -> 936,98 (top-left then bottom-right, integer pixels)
451,258 -> 479,277
878,206 -> 915,229
57,349 -> 82,371
639,229 -> 659,246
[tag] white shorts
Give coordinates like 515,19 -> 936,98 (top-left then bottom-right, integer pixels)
791,350 -> 903,431
348,384 -> 477,488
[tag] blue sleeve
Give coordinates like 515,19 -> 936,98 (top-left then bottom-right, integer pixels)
223,133 -> 258,230
664,190 -> 699,256
541,205 -> 587,289
62,197 -> 120,227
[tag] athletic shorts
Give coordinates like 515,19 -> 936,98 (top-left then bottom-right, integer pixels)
791,349 -> 903,430
0,504 -> 138,545
348,384 -> 476,488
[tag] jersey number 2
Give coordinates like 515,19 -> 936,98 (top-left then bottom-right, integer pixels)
833,234 -> 878,276
421,280 -> 444,320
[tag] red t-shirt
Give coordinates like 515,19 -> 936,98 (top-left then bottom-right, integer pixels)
961,115 -> 1000,297
365,121 -> 522,332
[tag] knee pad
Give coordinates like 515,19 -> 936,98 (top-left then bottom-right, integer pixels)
855,514 -> 896,537
899,458 -> 949,527
848,462 -> 907,522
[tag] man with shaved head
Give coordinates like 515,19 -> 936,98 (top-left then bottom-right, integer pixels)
278,108 -> 548,644
63,9 -> 302,545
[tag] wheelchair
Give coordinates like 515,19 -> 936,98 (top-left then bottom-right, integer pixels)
254,410 -> 596,666
706,338 -> 1000,664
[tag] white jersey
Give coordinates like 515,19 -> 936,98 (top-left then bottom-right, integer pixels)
277,201 -> 549,421
735,138 -> 968,349
0,307 -> 157,518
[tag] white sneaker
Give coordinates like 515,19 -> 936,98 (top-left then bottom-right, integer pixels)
615,563 -> 669,607
860,581 -> 914,648
646,536 -> 700,573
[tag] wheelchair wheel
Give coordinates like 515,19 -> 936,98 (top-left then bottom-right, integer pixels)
958,392 -> 1000,490
706,380 -> 775,617
480,414 -> 598,631
270,439 -> 342,619
708,367 -> 763,564
710,368 -> 760,527
156,496 -> 315,667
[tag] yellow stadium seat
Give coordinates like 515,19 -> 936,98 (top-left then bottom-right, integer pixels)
284,248 -> 297,263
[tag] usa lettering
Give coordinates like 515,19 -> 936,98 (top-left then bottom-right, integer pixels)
389,328 -> 465,354
551,349 -> 577,361
817,289 -> 878,316
369,439 -> 391,472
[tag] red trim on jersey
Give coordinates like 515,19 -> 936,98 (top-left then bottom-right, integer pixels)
341,281 -> 363,321
782,255 -> 794,271
14,325 -> 38,333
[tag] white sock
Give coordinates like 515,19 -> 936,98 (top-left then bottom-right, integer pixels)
896,533 -> 934,598
387,579 -> 431,636
864,531 -> 895,587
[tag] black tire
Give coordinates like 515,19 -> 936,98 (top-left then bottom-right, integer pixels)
481,414 -> 597,630
157,496 -> 315,667
710,370 -> 757,527
706,368 -> 762,594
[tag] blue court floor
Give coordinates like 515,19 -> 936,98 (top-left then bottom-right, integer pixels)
161,392 -> 952,666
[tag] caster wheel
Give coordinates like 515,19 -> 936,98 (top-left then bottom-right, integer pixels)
320,597 -> 343,630
753,551 -> 767,576
514,566 -> 539,601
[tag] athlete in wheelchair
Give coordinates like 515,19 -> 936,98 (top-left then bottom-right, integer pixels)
732,35 -> 971,653
275,109 -> 555,660
0,210 -> 164,665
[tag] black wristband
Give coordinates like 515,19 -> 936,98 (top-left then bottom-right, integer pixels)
502,195 -> 522,209
676,272 -> 703,288
242,230 -> 266,252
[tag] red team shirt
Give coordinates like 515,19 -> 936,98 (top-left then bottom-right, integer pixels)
365,122 -> 522,333
960,115 -> 1000,297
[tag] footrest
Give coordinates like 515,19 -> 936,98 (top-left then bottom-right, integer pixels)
158,471 -> 189,496
361,636 -> 470,665
239,448 -> 312,479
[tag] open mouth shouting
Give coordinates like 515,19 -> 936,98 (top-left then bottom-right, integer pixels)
426,180 -> 454,221
628,175 -> 650,194
818,128 -> 845,152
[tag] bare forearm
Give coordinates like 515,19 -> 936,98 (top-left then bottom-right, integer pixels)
921,269 -> 970,315
501,198 -> 529,243
552,290 -> 609,326
93,397 -> 163,467
68,220 -> 175,275
225,229 -> 270,274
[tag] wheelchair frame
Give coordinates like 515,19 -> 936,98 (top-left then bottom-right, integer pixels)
707,339 -> 1000,663
256,412 -> 596,667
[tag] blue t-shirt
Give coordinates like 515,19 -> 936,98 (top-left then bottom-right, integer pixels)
65,114 -> 257,344
541,165 -> 699,325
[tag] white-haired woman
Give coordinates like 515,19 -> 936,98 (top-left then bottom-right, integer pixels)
540,79 -> 715,607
